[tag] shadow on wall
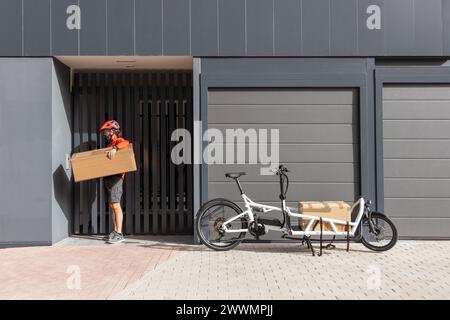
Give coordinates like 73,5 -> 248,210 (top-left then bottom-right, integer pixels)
53,165 -> 72,236
54,59 -> 72,133
70,141 -> 108,234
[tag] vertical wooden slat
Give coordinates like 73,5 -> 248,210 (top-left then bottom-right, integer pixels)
98,73 -> 106,234
168,73 -> 176,233
142,73 -> 151,233
81,73 -> 90,233
151,73 -> 159,234
133,73 -> 141,234
90,74 -> 98,234
107,73 -> 114,232
185,71 -> 194,233
73,73 -> 81,234
124,74 -> 133,234
116,73 -> 125,232
160,73 -> 168,233
175,72 -> 183,232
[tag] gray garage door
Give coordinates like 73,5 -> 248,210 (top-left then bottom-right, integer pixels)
383,84 -> 450,239
207,88 -> 360,224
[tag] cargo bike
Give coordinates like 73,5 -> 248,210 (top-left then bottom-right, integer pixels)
196,165 -> 398,256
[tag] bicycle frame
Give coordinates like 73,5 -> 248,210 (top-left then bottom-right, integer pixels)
220,193 -> 366,238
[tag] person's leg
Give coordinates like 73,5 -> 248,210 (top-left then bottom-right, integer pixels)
110,203 -> 118,232
111,202 -> 123,234
107,175 -> 124,243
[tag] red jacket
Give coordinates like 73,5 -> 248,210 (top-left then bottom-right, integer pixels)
108,137 -> 130,179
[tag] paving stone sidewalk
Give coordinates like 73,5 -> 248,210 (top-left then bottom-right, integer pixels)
1,238 -> 449,299
0,235 -> 193,299
112,241 -> 450,300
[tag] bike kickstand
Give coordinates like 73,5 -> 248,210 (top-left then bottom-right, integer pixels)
303,236 -> 315,256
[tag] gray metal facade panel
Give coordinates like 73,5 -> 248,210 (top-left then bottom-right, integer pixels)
207,88 -> 360,206
384,120 -> 450,139
107,0 -> 134,55
79,0 -> 107,55
357,0 -> 385,56
301,0 -> 330,55
443,0 -> 450,55
135,0 -> 163,55
384,141 -> 450,158
209,163 -> 358,182
330,0 -> 358,56
383,84 -> 450,237
51,59 -> 72,244
383,100 -> 450,119
390,218 -> 450,238
0,58 -> 52,243
191,0 -> 218,56
206,144 -> 358,163
162,0 -> 190,55
23,0 -> 51,56
413,0 -> 443,55
385,0 -> 414,55
384,84 -> 450,99
210,124 -> 357,143
384,159 -> 450,177
386,199 -> 450,218
0,0 -> 22,56
274,0 -> 301,55
208,105 -> 358,124
201,57 -> 368,74
218,0 -> 246,56
51,0 -> 78,55
246,0 -> 274,56
209,88 -> 358,104
385,179 -> 450,198
1,0 -> 449,56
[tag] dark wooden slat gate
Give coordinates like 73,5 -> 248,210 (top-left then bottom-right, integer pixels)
72,71 -> 193,235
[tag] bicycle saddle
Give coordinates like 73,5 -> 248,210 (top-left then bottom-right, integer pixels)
225,172 -> 246,179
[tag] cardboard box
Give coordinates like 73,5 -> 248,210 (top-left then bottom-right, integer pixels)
71,144 -> 137,182
298,201 -> 351,232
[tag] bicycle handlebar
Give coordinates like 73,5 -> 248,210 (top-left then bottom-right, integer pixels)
271,164 -> 290,175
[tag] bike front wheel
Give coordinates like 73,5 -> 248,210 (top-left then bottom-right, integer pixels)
196,198 -> 248,251
360,212 -> 398,252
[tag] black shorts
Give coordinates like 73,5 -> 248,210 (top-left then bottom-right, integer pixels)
104,174 -> 123,204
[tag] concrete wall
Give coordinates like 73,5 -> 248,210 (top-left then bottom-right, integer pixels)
0,57 -> 72,246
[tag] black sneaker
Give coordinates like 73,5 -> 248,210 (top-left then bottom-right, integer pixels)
108,233 -> 125,244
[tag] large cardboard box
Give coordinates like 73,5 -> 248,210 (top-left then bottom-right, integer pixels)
71,144 -> 137,182
298,201 -> 351,232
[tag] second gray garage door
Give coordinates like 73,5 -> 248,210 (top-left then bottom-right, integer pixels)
207,88 -> 360,215
383,84 -> 450,239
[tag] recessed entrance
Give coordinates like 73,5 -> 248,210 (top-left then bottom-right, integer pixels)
60,56 -> 194,235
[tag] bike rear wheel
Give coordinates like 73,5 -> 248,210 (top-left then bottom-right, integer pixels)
360,212 -> 398,251
196,199 -> 248,251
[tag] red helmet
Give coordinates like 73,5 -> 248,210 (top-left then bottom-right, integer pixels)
100,120 -> 120,133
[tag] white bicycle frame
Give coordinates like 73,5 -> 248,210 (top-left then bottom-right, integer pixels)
221,193 -> 366,237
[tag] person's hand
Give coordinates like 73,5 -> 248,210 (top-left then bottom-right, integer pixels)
106,148 -> 117,160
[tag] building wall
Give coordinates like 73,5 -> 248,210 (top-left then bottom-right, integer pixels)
51,59 -> 72,244
0,57 -> 72,246
0,58 -> 53,246
0,0 -> 447,57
